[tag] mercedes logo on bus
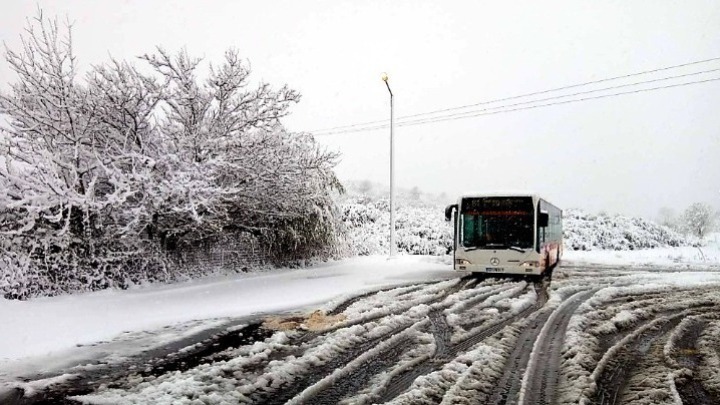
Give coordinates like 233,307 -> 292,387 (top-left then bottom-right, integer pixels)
490,257 -> 500,266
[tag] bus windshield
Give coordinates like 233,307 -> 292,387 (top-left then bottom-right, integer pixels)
460,196 -> 534,250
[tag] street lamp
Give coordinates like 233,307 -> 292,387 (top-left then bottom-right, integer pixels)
382,72 -> 396,257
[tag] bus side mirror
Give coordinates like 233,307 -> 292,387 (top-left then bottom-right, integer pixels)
445,204 -> 457,221
539,212 -> 549,227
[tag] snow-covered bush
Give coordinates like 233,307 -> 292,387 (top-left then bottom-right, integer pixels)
337,189 -> 452,256
395,205 -> 453,256
563,209 -> 695,251
0,13 -> 343,299
338,189 -> 697,256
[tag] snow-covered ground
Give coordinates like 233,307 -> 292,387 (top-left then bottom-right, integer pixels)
1,233 -> 719,400
565,232 -> 720,267
68,258 -> 720,405
0,256 -> 455,392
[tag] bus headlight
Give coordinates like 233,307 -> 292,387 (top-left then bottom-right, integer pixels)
520,261 -> 540,267
456,259 -> 471,265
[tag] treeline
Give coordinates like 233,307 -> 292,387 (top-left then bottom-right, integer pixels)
0,14 -> 343,299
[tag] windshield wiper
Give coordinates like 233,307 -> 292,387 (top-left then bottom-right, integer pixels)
484,243 -> 526,253
485,243 -> 506,248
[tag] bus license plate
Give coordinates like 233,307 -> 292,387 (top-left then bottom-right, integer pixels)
485,267 -> 504,273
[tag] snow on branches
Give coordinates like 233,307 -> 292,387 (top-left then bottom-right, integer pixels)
0,12 -> 342,299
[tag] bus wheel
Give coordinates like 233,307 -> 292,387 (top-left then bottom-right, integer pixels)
545,254 -> 554,280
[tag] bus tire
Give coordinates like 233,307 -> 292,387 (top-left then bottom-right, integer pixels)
545,254 -> 554,280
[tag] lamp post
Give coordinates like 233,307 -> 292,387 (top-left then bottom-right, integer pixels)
381,72 -> 396,257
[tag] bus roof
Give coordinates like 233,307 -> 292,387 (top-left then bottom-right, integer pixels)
458,191 -> 540,199
456,192 -> 562,213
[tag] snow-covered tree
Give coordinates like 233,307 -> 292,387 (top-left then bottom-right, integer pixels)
0,12 -> 342,298
681,202 -> 715,238
0,13 -> 154,296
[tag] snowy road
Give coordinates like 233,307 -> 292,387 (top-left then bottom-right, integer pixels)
4,262 -> 720,405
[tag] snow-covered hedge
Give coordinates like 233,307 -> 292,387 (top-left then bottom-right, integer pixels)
340,198 -> 452,256
338,191 -> 697,256
0,15 -> 343,299
563,209 -> 695,251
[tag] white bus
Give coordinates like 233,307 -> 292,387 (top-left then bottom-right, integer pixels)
445,193 -> 562,279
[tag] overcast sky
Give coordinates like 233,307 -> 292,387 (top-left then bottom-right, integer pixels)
1,0 -> 719,218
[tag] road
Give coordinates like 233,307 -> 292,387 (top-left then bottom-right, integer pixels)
5,263 -> 720,404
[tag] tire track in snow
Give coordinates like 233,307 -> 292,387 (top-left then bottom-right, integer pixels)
595,304 -> 716,357
592,314 -> 685,405
289,325 -> 422,405
453,279 -> 549,356
458,282 -> 534,332
297,276 -> 477,344
371,307 -> 458,404
485,281 -> 555,405
327,281 -> 437,316
249,322 -> 417,405
375,279 -> 550,404
668,318 -> 719,405
562,290 -> 720,405
281,277 -> 517,404
241,278 -> 468,380
249,276 -> 481,404
518,288 -> 598,405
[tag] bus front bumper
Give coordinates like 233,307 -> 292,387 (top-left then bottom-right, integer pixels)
455,263 -> 543,276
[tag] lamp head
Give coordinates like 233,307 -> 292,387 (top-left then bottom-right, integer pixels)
381,72 -> 389,82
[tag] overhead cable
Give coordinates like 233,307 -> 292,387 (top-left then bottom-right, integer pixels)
313,77 -> 720,136
310,56 -> 720,135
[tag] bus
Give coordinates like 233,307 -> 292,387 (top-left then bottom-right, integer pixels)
444,193 -> 562,279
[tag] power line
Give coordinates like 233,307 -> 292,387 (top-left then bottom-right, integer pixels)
314,76 -> 720,136
399,57 -> 720,120
400,77 -> 720,127
389,68 -> 720,126
310,56 -> 720,134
